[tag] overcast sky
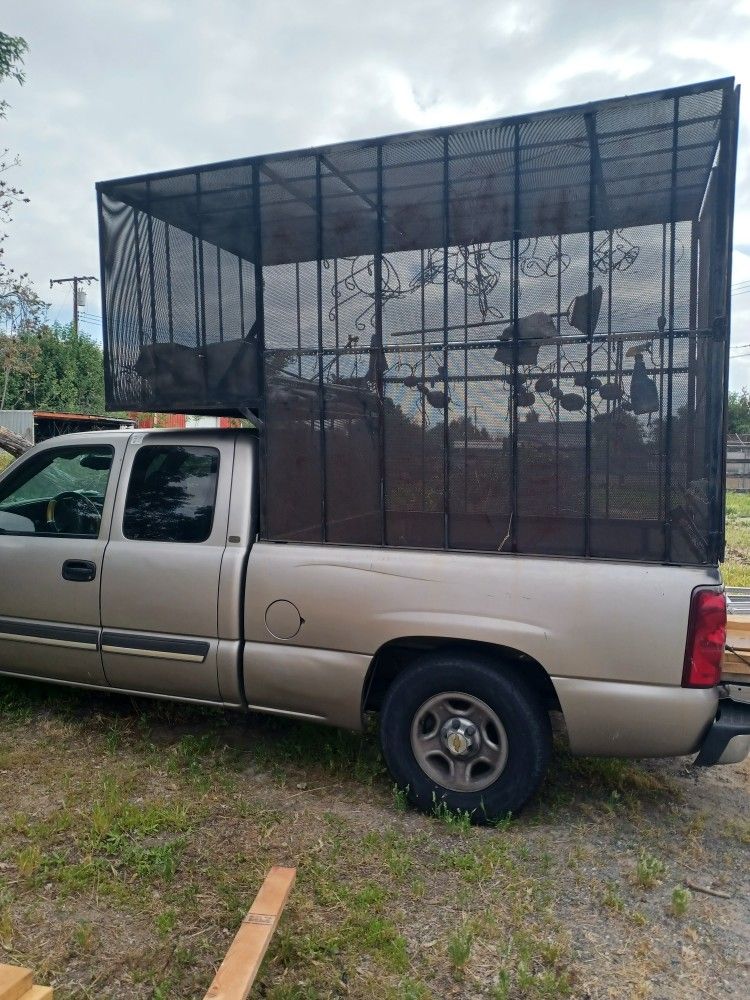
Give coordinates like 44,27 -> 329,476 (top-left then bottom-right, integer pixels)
2,0 -> 750,386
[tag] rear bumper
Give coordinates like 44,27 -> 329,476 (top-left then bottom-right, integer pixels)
694,699 -> 750,766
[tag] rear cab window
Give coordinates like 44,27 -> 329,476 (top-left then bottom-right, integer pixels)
123,445 -> 220,542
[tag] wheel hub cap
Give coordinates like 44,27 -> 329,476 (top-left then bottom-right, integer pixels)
442,717 -> 476,757
410,691 -> 509,793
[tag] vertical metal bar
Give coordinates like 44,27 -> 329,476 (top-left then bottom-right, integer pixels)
713,83 -> 740,562
658,222 -> 666,521
295,264 -> 302,375
584,112 -> 596,558
464,251 -> 469,514
555,234 -> 562,517
165,223 -> 174,343
217,245 -> 224,343
686,221 -> 698,483
420,248 -> 426,508
238,255 -> 245,340
95,189 -> 112,404
375,142 -> 387,546
604,229 -> 612,519
251,161 -> 267,535
442,134 -> 450,550
145,180 -> 157,346
196,172 -> 206,349
315,154 -> 327,543
510,123 -> 520,552
191,236 -> 200,348
133,209 -> 144,350
663,97 -> 679,563
333,258 -> 340,379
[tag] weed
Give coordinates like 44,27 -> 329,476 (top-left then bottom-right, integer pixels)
396,979 -> 429,1000
72,921 -> 96,951
447,924 -> 473,972
156,909 -> 178,937
634,850 -> 666,889
602,881 -> 625,912
432,795 -> 473,833
391,783 -> 409,813
492,969 -> 511,999
16,844 -> 43,878
671,886 -> 691,917
724,818 -> 750,845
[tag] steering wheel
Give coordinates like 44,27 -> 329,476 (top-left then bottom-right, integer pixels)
46,491 -> 101,534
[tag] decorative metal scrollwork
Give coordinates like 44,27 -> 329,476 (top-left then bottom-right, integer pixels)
593,229 -> 640,273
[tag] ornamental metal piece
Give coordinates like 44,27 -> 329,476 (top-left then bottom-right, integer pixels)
593,229 -> 640,273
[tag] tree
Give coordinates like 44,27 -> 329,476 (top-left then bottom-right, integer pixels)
0,323 -> 105,413
728,388 -> 750,436
0,31 -> 45,334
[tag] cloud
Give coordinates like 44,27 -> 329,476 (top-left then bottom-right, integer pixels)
1,0 -> 749,384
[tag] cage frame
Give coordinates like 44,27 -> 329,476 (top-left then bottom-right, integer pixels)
96,77 -> 740,566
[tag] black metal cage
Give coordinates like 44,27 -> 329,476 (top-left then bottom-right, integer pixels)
97,78 -> 739,565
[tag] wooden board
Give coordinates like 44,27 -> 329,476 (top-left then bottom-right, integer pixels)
0,964 -> 53,1000
0,967 -> 33,1000
203,866 -> 296,1000
724,614 -> 750,679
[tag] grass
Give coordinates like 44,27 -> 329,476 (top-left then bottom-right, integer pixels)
0,675 -> 746,997
0,679 -> 696,999
0,491 -> 747,995
722,491 -> 750,585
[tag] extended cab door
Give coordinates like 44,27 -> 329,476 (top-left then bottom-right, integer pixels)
0,436 -> 125,685
99,432 -> 234,702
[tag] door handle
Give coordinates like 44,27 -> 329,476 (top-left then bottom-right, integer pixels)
62,559 -> 97,582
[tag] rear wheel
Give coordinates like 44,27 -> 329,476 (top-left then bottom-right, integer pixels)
379,650 -> 551,823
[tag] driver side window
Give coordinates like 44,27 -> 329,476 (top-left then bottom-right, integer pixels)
0,445 -> 114,537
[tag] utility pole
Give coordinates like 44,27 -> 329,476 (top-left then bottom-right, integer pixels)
49,275 -> 98,339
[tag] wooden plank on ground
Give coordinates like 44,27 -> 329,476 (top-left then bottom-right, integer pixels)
21,987 -> 54,1000
0,966 -> 33,1000
203,866 -> 296,1000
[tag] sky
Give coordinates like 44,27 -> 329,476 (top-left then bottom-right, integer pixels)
2,0 -> 750,386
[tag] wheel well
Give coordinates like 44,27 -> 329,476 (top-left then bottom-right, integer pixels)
362,637 -> 560,715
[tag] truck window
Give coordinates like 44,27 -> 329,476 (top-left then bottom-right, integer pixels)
0,445 -> 114,537
123,445 -> 219,543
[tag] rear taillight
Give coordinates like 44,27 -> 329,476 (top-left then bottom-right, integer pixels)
682,589 -> 726,688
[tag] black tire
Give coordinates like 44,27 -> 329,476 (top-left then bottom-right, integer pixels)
380,650 -> 551,823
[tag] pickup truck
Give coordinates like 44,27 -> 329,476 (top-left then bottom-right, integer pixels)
1,426 -> 748,821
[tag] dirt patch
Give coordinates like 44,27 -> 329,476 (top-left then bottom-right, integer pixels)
0,680 -> 748,998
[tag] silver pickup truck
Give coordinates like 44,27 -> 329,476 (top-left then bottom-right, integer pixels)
1,427 -> 747,821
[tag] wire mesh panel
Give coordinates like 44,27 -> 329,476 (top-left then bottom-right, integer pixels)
97,79 -> 739,565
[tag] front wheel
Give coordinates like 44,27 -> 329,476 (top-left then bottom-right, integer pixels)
380,651 -> 551,823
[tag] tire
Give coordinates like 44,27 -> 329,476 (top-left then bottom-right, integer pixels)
380,650 -> 551,823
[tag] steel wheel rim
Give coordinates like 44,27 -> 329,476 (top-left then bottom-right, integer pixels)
410,690 -> 509,793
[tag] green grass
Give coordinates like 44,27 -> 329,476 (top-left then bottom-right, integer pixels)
721,491 -> 750,585
0,487 -> 747,996
725,491 -> 750,519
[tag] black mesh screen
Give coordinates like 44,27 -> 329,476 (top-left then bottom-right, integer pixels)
97,79 -> 738,564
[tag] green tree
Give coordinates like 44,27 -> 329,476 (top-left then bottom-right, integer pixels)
728,388 -> 750,435
1,31 -> 45,334
1,323 -> 105,413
